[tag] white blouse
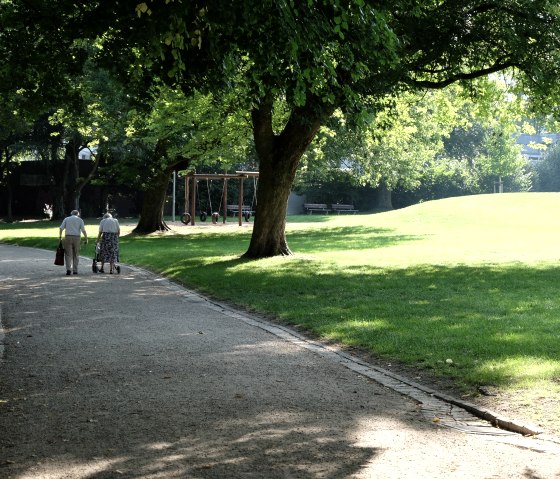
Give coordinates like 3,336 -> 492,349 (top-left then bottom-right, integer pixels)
99,217 -> 120,234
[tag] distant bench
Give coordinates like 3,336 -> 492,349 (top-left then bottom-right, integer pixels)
226,204 -> 254,217
331,204 -> 359,214
303,203 -> 331,214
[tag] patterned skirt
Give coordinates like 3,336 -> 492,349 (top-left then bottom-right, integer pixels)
99,232 -> 119,263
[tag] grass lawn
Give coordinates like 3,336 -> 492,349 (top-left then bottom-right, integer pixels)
2,192 -> 560,433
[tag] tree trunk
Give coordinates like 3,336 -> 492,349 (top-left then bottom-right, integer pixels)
1,147 -> 14,222
62,133 -> 82,213
244,98 -> 333,258
133,154 -> 191,234
75,149 -> 103,211
52,195 -> 65,221
133,168 -> 173,233
46,136 -> 66,220
6,181 -> 13,223
374,182 -> 393,210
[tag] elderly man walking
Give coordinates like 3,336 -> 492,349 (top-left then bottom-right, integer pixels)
59,210 -> 88,276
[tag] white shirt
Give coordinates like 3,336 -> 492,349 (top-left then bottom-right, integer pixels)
60,215 -> 86,236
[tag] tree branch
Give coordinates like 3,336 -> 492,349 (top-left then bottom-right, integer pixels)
465,2 -> 540,21
406,61 -> 519,89
76,148 -> 102,193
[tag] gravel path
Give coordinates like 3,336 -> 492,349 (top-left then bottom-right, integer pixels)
1,243 -> 559,479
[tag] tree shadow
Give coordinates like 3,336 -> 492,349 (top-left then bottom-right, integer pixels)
0,264 -> 383,478
288,226 -> 423,252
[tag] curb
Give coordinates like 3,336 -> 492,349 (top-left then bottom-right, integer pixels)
337,352 -> 545,437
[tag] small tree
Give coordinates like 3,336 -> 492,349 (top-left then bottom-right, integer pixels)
114,86 -> 251,233
534,143 -> 560,191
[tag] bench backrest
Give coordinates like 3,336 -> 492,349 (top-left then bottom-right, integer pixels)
227,204 -> 252,210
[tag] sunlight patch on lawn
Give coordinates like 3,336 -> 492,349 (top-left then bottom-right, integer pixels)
477,357 -> 560,387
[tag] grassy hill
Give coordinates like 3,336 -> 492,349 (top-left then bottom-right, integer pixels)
289,192 -> 560,267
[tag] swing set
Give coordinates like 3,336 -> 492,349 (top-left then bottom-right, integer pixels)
181,171 -> 259,226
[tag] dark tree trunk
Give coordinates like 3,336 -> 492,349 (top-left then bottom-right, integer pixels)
47,136 -> 67,220
75,149 -> 103,212
1,147 -> 14,222
133,153 -> 191,234
52,195 -> 65,221
244,97 -> 333,258
133,168 -> 173,233
6,181 -> 13,223
62,133 -> 82,213
374,182 -> 393,210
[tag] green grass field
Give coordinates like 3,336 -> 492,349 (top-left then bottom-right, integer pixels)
2,192 -> 560,432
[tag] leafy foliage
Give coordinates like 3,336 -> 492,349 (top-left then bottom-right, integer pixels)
298,80 -> 531,206
533,142 -> 560,191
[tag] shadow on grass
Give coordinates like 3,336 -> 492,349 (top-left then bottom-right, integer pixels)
3,223 -> 422,260
288,226 -> 423,252
126,225 -> 422,257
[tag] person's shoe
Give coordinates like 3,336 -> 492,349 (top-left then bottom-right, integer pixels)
66,270 -> 71,276
73,271 -> 78,275
99,269 -> 104,273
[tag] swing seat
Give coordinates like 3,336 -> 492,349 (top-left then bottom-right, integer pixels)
180,212 -> 191,225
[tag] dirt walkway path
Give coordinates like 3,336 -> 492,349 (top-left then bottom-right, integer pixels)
1,244 -> 559,479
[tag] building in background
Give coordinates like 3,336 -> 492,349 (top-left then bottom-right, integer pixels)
516,133 -> 560,163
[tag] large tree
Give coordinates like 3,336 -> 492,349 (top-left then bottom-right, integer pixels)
5,1 -> 560,256
298,80 -> 533,208
296,88 -> 462,210
101,0 -> 560,257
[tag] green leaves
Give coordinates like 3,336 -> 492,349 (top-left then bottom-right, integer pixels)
120,84 -> 251,183
135,3 -> 152,17
333,12 -> 349,39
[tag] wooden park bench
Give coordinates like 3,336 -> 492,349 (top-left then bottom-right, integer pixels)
331,204 -> 359,214
226,204 -> 254,217
303,203 -> 331,214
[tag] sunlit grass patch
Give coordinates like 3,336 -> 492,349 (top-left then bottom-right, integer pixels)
475,357 -> 560,388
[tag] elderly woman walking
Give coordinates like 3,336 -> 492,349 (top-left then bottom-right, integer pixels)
96,213 -> 121,274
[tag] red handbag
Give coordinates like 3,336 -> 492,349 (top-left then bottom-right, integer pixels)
54,241 -> 65,266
